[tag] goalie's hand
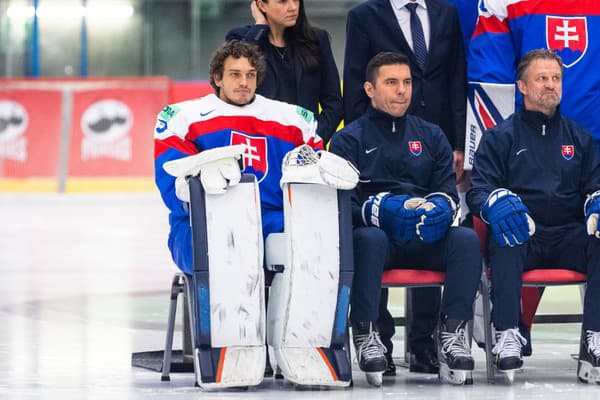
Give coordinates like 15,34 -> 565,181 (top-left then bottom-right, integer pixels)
362,192 -> 426,241
162,145 -> 244,201
416,193 -> 456,243
280,145 -> 359,189
585,190 -> 600,238
481,188 -> 535,247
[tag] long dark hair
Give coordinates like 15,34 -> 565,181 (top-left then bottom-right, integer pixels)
263,0 -> 322,72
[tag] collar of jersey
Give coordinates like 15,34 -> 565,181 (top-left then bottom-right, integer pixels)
366,105 -> 407,134
520,107 -> 561,136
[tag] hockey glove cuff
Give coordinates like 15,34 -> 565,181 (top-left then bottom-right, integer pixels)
585,190 -> 600,238
415,193 -> 457,243
362,192 -> 426,241
481,188 -> 535,247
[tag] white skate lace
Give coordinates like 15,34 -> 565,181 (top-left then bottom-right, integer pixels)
355,330 -> 386,362
586,331 -> 600,358
493,328 -> 527,358
440,327 -> 471,358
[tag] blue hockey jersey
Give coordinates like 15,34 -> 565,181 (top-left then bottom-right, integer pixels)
154,94 -> 321,273
468,0 -> 600,142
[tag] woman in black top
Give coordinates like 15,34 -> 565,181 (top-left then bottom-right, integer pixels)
226,0 -> 343,143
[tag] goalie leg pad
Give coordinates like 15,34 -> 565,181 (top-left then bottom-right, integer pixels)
188,176 -> 266,389
266,183 -> 352,386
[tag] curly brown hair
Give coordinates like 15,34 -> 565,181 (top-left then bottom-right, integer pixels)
209,40 -> 266,95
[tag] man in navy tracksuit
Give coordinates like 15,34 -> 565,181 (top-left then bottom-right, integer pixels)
329,52 -> 481,386
467,49 -> 600,383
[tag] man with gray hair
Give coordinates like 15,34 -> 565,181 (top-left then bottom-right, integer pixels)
467,49 -> 600,384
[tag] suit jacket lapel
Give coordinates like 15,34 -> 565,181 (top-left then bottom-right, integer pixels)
424,0 -> 443,68
376,0 -> 419,69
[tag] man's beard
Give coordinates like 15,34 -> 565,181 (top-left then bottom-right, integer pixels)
223,94 -> 256,106
538,92 -> 561,111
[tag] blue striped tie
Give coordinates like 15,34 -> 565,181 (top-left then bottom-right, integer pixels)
406,3 -> 427,71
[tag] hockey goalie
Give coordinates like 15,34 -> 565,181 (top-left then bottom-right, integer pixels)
154,41 -> 358,389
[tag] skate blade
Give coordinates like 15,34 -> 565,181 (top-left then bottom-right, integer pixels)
577,360 -> 600,384
465,371 -> 474,385
496,368 -> 516,384
365,372 -> 383,387
439,363 -> 469,385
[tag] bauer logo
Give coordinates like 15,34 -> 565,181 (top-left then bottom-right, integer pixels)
230,131 -> 268,182
80,99 -> 133,161
0,100 -> 29,162
546,16 -> 588,68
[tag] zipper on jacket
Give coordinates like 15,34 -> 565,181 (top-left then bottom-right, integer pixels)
392,121 -> 396,133
542,124 -> 546,135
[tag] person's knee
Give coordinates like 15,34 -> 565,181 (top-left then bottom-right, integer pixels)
587,236 -> 600,257
353,227 -> 388,277
354,226 -> 389,254
169,224 -> 193,274
447,227 -> 480,253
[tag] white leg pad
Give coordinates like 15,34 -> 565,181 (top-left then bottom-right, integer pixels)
194,347 -> 266,389
267,183 -> 350,386
193,178 -> 266,388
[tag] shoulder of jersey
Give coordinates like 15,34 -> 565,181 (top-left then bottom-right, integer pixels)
253,95 -> 315,126
477,0 -> 517,20
158,96 -> 214,121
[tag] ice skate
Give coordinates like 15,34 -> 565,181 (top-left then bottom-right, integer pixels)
437,317 -> 474,385
492,328 -> 527,383
577,330 -> 600,384
352,322 -> 387,387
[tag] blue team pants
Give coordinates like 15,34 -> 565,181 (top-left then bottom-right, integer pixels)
487,223 -> 600,331
377,286 -> 441,353
350,226 -> 482,326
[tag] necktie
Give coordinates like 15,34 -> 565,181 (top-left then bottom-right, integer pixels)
406,3 -> 427,71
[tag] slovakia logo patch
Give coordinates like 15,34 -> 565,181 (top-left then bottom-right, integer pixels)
231,131 -> 268,182
546,16 -> 588,68
408,141 -> 422,156
561,145 -> 574,160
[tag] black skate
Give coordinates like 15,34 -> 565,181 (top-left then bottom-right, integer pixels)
493,328 -> 527,383
352,322 -> 388,387
577,330 -> 600,384
438,317 -> 474,385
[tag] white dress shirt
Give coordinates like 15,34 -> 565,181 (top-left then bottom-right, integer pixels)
389,0 -> 430,51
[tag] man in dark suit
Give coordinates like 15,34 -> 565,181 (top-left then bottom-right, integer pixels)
343,0 -> 467,376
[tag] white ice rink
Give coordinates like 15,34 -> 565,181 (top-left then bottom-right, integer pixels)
1,192 -> 598,399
